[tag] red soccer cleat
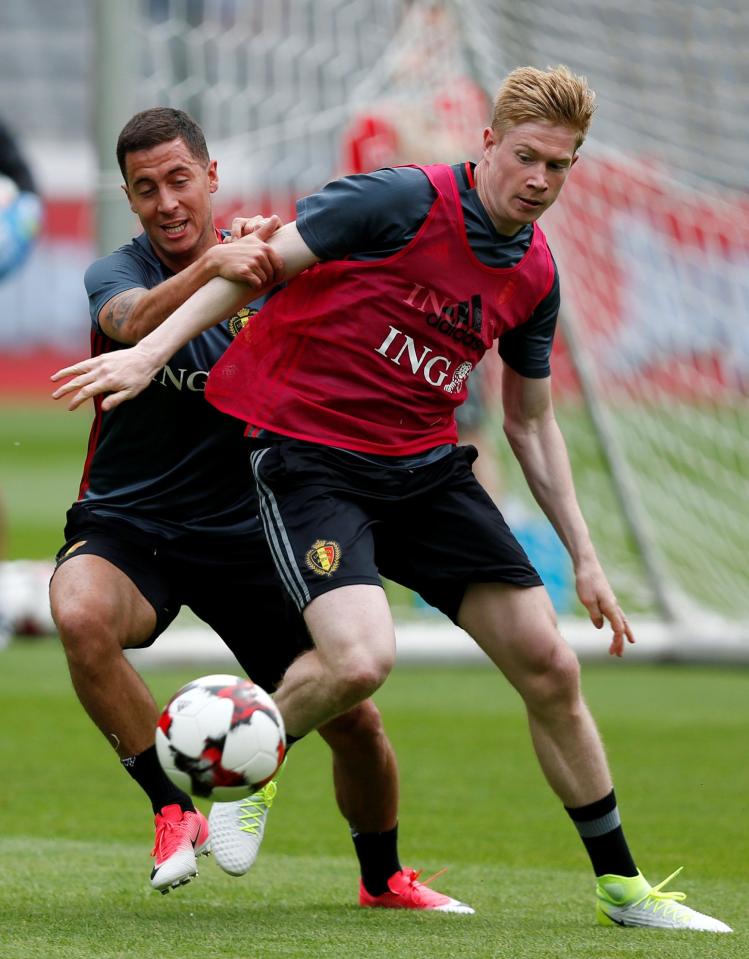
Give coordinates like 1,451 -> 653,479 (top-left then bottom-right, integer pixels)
359,867 -> 475,914
150,804 -> 211,893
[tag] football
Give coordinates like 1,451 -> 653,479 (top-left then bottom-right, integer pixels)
155,674 -> 286,800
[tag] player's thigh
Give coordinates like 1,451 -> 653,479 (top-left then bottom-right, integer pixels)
303,582 -> 396,679
51,528 -> 179,648
50,552 -> 157,647
458,580 -> 577,695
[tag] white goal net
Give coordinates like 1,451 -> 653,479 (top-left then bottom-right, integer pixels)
116,0 -> 749,656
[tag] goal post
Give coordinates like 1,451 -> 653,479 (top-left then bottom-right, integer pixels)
94,0 -> 748,656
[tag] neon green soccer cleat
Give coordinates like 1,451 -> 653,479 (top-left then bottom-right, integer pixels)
596,868 -> 732,932
209,779 -> 279,877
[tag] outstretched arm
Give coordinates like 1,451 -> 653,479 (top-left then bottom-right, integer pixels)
52,221 -> 319,411
98,215 -> 284,345
501,362 -> 635,656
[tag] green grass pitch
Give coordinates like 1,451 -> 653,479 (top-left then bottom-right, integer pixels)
1,400 -> 91,559
1,638 -> 747,959
1,401 -> 747,955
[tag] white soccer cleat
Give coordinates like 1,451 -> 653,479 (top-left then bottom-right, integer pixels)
209,780 -> 278,876
150,804 -> 211,894
596,868 -> 732,932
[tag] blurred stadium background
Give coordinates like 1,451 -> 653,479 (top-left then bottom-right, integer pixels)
0,0 -> 747,660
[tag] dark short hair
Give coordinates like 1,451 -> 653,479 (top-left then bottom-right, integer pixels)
116,107 -> 209,180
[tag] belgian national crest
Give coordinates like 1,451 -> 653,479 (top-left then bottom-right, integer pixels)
227,307 -> 257,338
305,539 -> 341,576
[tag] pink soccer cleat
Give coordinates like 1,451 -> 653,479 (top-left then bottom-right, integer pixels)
150,804 -> 211,894
359,867 -> 474,914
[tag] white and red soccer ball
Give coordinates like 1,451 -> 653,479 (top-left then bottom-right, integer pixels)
155,674 -> 285,800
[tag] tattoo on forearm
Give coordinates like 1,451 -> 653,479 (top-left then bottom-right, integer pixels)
104,290 -> 140,333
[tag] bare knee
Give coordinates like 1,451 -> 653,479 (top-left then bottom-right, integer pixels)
317,632 -> 395,707
52,595 -> 122,672
330,655 -> 392,705
520,640 -> 582,717
50,559 -> 155,672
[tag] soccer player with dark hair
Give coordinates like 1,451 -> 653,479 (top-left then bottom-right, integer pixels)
53,70 -> 730,932
49,106 -> 471,911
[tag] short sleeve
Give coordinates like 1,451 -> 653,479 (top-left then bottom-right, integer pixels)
296,166 -> 436,261
84,248 -> 152,332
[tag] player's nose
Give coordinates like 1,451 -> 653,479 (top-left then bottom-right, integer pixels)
526,166 -> 548,191
156,188 -> 180,212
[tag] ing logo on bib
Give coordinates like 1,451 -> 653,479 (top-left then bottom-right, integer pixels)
305,539 -> 341,576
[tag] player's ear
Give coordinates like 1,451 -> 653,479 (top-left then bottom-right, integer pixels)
208,159 -> 219,194
122,183 -> 135,211
482,126 -> 497,153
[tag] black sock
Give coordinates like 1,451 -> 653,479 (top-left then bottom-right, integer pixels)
565,789 -> 638,878
121,745 -> 194,815
352,824 -> 402,896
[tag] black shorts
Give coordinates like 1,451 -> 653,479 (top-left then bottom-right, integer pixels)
250,441 -> 542,623
53,504 -> 312,691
